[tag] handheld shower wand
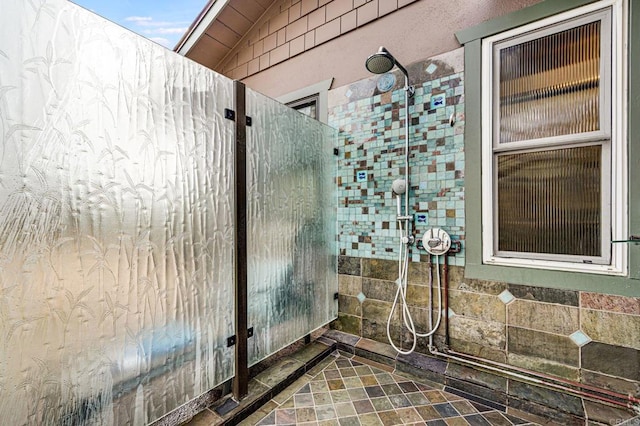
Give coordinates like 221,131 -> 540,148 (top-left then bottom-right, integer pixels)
392,179 -> 411,221
392,179 -> 413,222
391,178 -> 407,196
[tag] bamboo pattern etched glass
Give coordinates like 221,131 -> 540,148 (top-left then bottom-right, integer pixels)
0,0 -> 236,424
245,89 -> 338,367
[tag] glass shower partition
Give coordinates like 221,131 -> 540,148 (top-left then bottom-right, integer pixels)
0,0 -> 235,424
245,88 -> 338,366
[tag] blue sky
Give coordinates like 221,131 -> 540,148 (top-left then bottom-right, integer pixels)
71,0 -> 209,49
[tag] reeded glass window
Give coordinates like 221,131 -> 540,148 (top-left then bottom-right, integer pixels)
488,8 -> 612,264
498,21 -> 602,143
497,146 -> 602,256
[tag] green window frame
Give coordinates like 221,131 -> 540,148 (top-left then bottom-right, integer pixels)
456,0 -> 640,297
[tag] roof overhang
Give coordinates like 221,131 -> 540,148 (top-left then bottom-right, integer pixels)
174,0 -> 275,72
174,0 -> 229,56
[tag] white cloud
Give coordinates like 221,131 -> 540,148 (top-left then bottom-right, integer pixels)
121,16 -> 190,48
124,16 -> 189,28
143,27 -> 188,35
139,20 -> 190,27
124,16 -> 153,23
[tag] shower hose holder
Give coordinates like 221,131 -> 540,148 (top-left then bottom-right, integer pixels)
401,235 -> 415,245
406,85 -> 415,98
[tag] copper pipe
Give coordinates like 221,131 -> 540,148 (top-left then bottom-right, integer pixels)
428,255 -> 433,331
430,347 -> 639,413
441,348 -> 640,408
442,254 -> 449,348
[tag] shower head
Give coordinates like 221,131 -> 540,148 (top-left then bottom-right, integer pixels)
365,47 -> 395,74
365,46 -> 409,79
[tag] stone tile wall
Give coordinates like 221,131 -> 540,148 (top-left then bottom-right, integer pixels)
325,329 -> 639,424
220,0 -> 419,79
333,256 -> 640,421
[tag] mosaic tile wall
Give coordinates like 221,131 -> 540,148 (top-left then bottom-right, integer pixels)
328,49 -> 465,266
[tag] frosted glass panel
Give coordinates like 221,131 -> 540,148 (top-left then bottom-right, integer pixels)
498,20 -> 601,143
497,146 -> 601,256
0,1 -> 235,424
246,89 -> 337,366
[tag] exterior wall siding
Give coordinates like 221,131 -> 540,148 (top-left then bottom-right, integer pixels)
220,0 -> 418,80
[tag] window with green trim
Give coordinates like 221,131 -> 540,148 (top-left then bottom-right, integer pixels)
481,1 -> 626,275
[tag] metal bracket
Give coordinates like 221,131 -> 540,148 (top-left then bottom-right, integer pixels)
224,108 -> 252,126
612,236 -> 640,244
333,148 -> 339,156
334,292 -> 339,300
227,327 -> 254,347
227,335 -> 236,347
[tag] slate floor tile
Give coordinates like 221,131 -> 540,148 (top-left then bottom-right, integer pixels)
222,354 -> 540,426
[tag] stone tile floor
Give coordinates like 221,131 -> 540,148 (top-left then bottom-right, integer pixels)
239,353 -> 538,426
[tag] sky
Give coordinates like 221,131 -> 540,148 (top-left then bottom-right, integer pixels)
71,0 -> 209,49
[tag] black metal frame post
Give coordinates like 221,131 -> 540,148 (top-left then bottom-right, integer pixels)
233,80 -> 248,400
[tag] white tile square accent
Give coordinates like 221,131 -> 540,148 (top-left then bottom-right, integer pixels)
569,330 -> 592,347
426,63 -> 438,74
498,290 -> 515,305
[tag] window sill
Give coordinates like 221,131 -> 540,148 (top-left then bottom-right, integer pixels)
464,261 -> 640,297
483,256 -> 626,276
